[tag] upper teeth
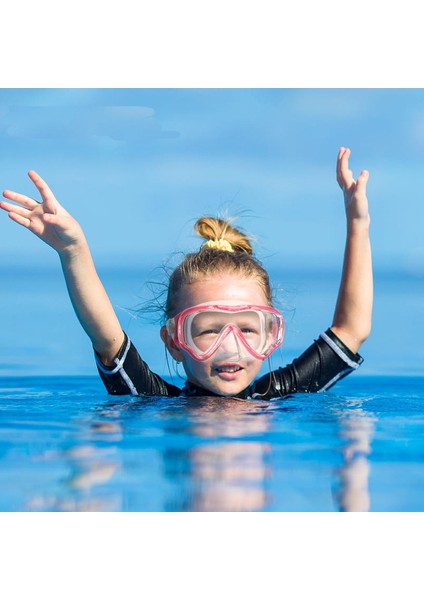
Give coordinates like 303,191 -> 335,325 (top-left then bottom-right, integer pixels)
217,366 -> 240,372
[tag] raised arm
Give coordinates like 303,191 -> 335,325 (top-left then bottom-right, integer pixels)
331,148 -> 373,354
1,171 -> 124,364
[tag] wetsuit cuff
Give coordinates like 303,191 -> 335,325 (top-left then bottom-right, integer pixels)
321,328 -> 364,368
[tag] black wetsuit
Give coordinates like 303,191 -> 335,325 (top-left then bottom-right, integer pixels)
95,328 -> 363,399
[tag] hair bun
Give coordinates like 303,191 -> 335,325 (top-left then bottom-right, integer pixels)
194,217 -> 253,255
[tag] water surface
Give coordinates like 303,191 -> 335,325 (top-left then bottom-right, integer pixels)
1,375 -> 423,511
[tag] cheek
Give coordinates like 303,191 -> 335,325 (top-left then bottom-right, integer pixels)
248,360 -> 264,378
181,354 -> 209,380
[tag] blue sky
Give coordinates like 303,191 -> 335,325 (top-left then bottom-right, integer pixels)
1,88 -> 424,275
1,88 -> 424,378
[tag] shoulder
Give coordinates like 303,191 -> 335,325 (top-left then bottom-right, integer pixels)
250,328 -> 363,398
95,332 -> 181,396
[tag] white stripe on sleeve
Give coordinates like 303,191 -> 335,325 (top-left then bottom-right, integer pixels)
320,331 -> 360,370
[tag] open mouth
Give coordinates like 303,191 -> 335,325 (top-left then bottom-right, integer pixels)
214,363 -> 244,375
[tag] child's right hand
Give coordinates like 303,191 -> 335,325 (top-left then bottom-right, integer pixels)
1,170 -> 85,255
336,147 -> 370,225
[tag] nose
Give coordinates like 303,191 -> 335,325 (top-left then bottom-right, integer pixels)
210,325 -> 256,363
217,327 -> 245,358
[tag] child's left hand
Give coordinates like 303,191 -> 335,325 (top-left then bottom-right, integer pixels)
336,147 -> 370,224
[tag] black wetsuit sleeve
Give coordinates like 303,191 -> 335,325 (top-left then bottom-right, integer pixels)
250,328 -> 364,398
94,332 -> 181,396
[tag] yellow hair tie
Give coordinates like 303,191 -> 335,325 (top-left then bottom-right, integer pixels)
202,239 -> 234,253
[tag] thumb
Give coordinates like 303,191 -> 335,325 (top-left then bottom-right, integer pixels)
42,213 -> 61,225
355,170 -> 369,194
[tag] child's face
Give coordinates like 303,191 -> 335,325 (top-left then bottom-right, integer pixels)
163,275 -> 269,397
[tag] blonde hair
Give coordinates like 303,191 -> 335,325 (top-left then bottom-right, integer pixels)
195,217 -> 253,255
165,216 -> 272,318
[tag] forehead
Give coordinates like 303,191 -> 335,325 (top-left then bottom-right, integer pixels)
176,274 -> 269,312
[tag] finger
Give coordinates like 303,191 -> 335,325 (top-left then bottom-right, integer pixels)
28,170 -> 58,214
337,146 -> 346,162
337,147 -> 353,188
7,210 -> 31,228
336,147 -> 347,182
339,147 -> 351,173
0,200 -> 32,218
2,189 -> 40,209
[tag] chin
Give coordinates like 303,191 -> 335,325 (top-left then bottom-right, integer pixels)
203,377 -> 251,397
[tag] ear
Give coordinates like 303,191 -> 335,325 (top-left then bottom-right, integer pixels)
160,325 -> 184,362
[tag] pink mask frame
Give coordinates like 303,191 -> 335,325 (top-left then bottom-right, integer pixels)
166,303 -> 284,362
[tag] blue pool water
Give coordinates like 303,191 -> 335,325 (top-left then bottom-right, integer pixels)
1,267 -> 423,511
1,375 -> 423,511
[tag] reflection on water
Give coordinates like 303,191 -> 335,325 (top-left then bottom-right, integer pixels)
25,416 -> 124,512
333,402 -> 376,512
184,442 -> 270,511
158,397 -> 273,511
19,393 -> 376,512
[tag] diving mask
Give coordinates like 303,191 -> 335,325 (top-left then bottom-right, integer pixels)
166,302 -> 284,362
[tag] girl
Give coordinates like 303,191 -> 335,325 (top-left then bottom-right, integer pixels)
1,148 -> 372,399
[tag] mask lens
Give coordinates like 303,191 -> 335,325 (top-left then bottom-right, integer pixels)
178,305 -> 283,361
187,310 -> 263,355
